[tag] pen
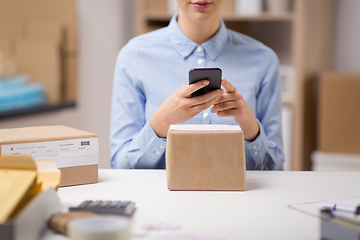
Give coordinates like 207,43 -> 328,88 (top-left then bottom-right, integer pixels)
323,203 -> 360,215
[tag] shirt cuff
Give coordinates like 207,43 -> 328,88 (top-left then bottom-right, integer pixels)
244,119 -> 273,169
135,121 -> 167,168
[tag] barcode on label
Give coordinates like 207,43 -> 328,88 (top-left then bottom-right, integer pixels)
81,141 -> 90,146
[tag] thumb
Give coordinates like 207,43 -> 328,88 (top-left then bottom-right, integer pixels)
221,78 -> 236,93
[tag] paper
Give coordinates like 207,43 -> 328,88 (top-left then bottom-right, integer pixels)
170,124 -> 241,131
0,169 -> 37,223
289,197 -> 360,218
1,137 -> 98,168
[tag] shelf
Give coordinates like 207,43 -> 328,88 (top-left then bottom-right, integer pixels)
0,102 -> 76,120
145,11 -> 295,22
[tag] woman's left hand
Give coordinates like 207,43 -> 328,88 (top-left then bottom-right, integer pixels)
211,78 -> 260,141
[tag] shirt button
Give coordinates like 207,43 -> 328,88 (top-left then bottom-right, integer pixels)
159,145 -> 164,149
196,46 -> 202,52
254,151 -> 258,156
202,112 -> 208,118
197,59 -> 203,64
155,151 -> 161,155
252,145 -> 257,150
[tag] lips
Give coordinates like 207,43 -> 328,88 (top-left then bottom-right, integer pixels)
190,1 -> 213,10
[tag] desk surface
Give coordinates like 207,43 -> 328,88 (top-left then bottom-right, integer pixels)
43,170 -> 360,240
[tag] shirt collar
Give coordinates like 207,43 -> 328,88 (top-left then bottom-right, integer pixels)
168,14 -> 228,60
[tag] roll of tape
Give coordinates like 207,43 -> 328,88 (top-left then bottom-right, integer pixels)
68,216 -> 130,240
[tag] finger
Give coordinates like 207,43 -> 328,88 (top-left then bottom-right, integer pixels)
214,92 -> 235,104
211,101 -> 236,113
186,80 -> 209,96
190,89 -> 224,106
221,78 -> 236,93
217,108 -> 238,117
192,93 -> 223,113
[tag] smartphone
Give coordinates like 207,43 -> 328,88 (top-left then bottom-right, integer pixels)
189,68 -> 222,97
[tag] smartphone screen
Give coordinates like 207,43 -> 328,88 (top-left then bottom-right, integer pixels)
189,68 -> 222,97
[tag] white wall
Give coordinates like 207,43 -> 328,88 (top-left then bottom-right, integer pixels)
0,0 -> 133,169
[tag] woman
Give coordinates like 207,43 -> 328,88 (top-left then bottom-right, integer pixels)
110,0 -> 284,170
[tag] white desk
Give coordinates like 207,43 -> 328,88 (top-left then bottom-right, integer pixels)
43,170 -> 360,240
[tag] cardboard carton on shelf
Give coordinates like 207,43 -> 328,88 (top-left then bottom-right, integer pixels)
147,0 -> 167,11
0,125 -> 99,187
13,38 -> 62,104
221,0 -> 235,13
0,39 -> 12,57
0,22 -> 23,39
166,124 -> 246,191
0,0 -> 77,105
318,72 -> 360,154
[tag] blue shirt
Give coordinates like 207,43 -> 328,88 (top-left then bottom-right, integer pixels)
110,15 -> 284,170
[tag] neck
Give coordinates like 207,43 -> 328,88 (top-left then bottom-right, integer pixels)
177,10 -> 221,45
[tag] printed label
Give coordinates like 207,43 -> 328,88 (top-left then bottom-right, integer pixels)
1,138 -> 98,168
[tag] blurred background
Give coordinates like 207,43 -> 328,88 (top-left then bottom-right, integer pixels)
0,0 -> 359,171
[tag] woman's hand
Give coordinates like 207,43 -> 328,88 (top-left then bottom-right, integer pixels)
150,80 -> 224,138
211,78 -> 259,141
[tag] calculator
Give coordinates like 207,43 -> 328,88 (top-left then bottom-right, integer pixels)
69,200 -> 136,216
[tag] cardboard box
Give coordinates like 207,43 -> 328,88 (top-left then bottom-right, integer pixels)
0,39 -> 12,57
0,22 -> 23,39
63,55 -> 77,102
0,125 -> 99,187
166,124 -> 246,191
221,0 -> 235,13
147,0 -> 167,12
0,0 -> 77,52
26,22 -> 64,43
13,39 -> 62,104
0,0 -> 77,104
318,72 -> 360,154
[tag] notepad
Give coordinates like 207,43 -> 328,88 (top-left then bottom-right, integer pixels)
289,197 -> 360,218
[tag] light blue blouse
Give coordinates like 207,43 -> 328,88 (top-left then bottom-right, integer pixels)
110,15 -> 284,170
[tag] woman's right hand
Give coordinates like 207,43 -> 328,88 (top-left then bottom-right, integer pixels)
150,80 -> 224,138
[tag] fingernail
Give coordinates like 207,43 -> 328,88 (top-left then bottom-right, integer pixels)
202,81 -> 208,85
220,89 -> 224,94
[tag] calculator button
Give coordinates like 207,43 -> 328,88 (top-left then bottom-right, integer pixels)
119,201 -> 131,208
124,202 -> 136,215
88,201 -> 103,207
109,201 -> 121,208
99,201 -> 112,207
78,200 -> 92,208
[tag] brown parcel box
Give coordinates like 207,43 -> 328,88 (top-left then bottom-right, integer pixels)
166,124 -> 246,191
318,72 -> 360,154
0,125 -> 98,187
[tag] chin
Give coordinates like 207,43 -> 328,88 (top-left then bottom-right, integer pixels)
189,11 -> 215,22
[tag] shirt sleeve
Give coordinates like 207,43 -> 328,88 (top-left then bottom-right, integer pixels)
110,43 -> 166,169
245,47 -> 284,170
